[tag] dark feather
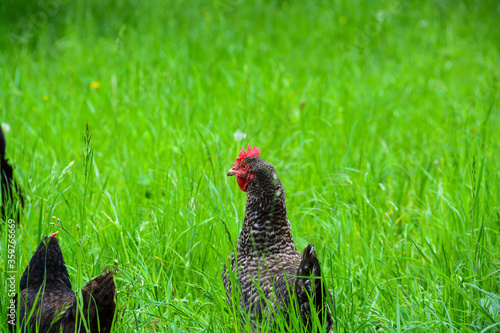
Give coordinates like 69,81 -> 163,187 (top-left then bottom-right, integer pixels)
0,126 -> 24,222
10,237 -> 116,333
295,244 -> 334,330
63,268 -> 117,333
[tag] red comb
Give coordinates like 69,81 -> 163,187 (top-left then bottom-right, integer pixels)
232,144 -> 260,168
50,231 -> 59,238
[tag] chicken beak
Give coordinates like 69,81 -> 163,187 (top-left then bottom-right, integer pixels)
227,168 -> 237,177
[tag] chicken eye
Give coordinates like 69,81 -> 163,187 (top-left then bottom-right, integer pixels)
241,164 -> 248,171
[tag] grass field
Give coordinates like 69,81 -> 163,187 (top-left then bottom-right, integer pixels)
1,0 -> 500,331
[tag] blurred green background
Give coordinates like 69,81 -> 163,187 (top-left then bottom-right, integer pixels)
1,0 -> 499,331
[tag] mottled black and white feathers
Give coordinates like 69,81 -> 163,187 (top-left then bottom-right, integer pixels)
223,155 -> 333,331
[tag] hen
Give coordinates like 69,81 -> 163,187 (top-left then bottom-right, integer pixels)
10,232 -> 116,333
222,145 -> 333,331
0,126 -> 24,222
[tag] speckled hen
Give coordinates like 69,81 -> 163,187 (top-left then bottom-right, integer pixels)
222,145 -> 333,331
11,232 -> 116,333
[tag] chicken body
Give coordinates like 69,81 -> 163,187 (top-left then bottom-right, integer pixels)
223,153 -> 333,331
17,284 -> 75,332
11,235 -> 116,333
224,169 -> 299,322
0,127 -> 24,222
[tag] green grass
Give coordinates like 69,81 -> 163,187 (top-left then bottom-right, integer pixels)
1,0 -> 500,331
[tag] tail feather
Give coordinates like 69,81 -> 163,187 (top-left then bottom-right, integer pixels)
66,268 -> 117,333
295,243 -> 334,331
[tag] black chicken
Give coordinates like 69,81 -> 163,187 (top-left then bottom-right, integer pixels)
222,145 -> 334,331
11,232 -> 116,333
0,126 -> 24,222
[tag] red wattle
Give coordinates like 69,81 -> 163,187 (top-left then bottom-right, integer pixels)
237,176 -> 248,192
236,173 -> 255,192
